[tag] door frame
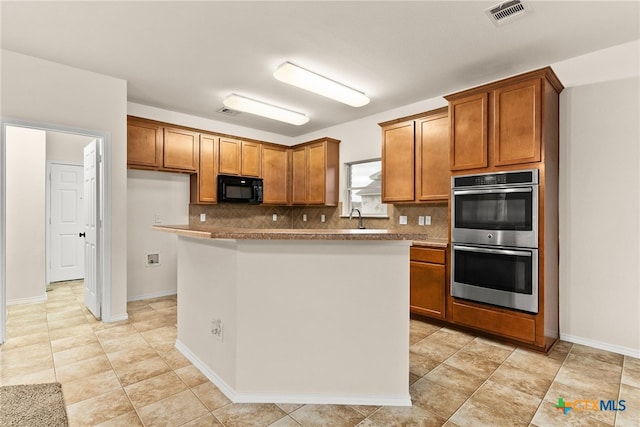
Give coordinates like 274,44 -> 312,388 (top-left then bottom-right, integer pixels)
0,119 -> 112,344
46,161 -> 84,285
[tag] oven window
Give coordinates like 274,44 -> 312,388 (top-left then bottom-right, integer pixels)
454,190 -> 533,231
454,248 -> 533,295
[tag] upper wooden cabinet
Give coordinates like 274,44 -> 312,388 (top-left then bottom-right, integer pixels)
127,117 -> 197,173
262,144 -> 289,205
190,134 -> 218,204
380,107 -> 450,203
291,138 -> 340,206
446,67 -> 563,172
381,121 -> 415,203
218,138 -> 262,177
127,117 -> 162,169
163,127 -> 198,172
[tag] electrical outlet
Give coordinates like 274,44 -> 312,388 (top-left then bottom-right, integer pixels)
211,319 -> 223,342
320,214 -> 326,223
425,215 -> 431,225
418,216 -> 425,226
303,214 -> 307,222
200,213 -> 206,222
154,213 -> 162,224
272,214 -> 278,221
399,215 -> 408,225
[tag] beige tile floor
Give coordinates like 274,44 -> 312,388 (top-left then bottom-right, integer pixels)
1,280 -> 638,426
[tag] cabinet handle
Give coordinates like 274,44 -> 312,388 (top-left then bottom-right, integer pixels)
79,232 -> 86,238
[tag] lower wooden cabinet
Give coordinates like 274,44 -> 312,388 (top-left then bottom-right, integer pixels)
410,246 -> 446,320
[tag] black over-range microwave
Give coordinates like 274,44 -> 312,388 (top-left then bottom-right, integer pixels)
218,174 -> 263,204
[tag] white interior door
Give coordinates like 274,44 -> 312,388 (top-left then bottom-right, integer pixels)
49,163 -> 84,283
83,140 -> 100,319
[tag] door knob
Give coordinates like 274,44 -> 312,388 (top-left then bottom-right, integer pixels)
79,232 -> 86,238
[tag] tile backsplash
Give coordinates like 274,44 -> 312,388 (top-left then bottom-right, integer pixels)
190,202 -> 448,239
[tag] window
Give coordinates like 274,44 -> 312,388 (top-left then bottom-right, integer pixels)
345,159 -> 387,217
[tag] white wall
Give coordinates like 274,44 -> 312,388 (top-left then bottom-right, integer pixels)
558,77 -> 640,355
127,170 -> 189,300
1,49 -> 128,321
46,131 -> 94,164
6,126 -> 46,303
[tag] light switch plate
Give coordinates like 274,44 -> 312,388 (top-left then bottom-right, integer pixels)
320,214 -> 326,222
425,215 -> 431,225
418,216 -> 425,226
200,213 -> 206,222
273,214 -> 278,222
399,215 -> 408,225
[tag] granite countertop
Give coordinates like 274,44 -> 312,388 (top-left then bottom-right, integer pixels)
152,224 -> 447,245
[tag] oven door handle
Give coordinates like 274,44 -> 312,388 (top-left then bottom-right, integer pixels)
453,187 -> 533,196
453,245 -> 533,257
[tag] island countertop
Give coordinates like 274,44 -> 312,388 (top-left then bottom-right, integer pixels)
152,224 -> 444,243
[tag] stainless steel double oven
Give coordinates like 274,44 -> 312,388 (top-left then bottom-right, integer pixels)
451,169 -> 539,313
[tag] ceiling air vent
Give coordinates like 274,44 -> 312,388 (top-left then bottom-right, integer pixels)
486,0 -> 529,26
217,107 -> 240,116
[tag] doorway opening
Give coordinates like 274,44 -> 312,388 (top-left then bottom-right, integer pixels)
0,120 -> 111,344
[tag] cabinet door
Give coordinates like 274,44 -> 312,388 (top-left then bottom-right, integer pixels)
163,127 -> 198,171
127,118 -> 162,168
307,142 -> 327,205
192,134 -> 217,203
410,261 -> 445,319
493,79 -> 541,166
241,141 -> 262,177
450,93 -> 488,171
381,121 -> 415,202
291,146 -> 307,205
219,137 -> 242,175
262,145 -> 289,205
417,114 -> 450,201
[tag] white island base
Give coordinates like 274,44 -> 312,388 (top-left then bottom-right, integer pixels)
174,235 -> 411,406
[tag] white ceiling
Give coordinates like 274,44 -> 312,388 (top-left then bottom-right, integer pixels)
2,1 -> 639,137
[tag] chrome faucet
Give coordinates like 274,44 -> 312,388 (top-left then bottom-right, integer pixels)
349,208 -> 365,229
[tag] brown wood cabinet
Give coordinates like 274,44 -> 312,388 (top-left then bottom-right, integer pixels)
218,137 -> 262,177
190,134 -> 218,204
163,127 -> 198,172
261,144 -> 289,205
127,117 -> 197,172
127,117 -> 162,169
410,246 -> 447,320
440,67 -> 563,352
381,121 -> 414,202
127,116 -> 341,207
380,107 -> 449,203
446,67 -> 562,172
291,138 -> 340,206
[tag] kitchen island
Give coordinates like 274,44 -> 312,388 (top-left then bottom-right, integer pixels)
154,225 -> 430,406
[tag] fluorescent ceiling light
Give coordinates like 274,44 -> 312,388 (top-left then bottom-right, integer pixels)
223,94 -> 309,126
273,62 -> 370,107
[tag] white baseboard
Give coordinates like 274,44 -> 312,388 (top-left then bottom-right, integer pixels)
106,313 -> 129,323
175,339 -> 412,407
560,333 -> 640,358
127,290 -> 177,302
7,294 -> 47,305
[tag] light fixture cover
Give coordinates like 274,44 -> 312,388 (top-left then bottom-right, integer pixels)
222,94 -> 309,126
274,62 -> 370,107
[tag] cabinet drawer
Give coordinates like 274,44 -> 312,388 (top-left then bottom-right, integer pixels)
452,300 -> 536,343
410,247 -> 445,264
